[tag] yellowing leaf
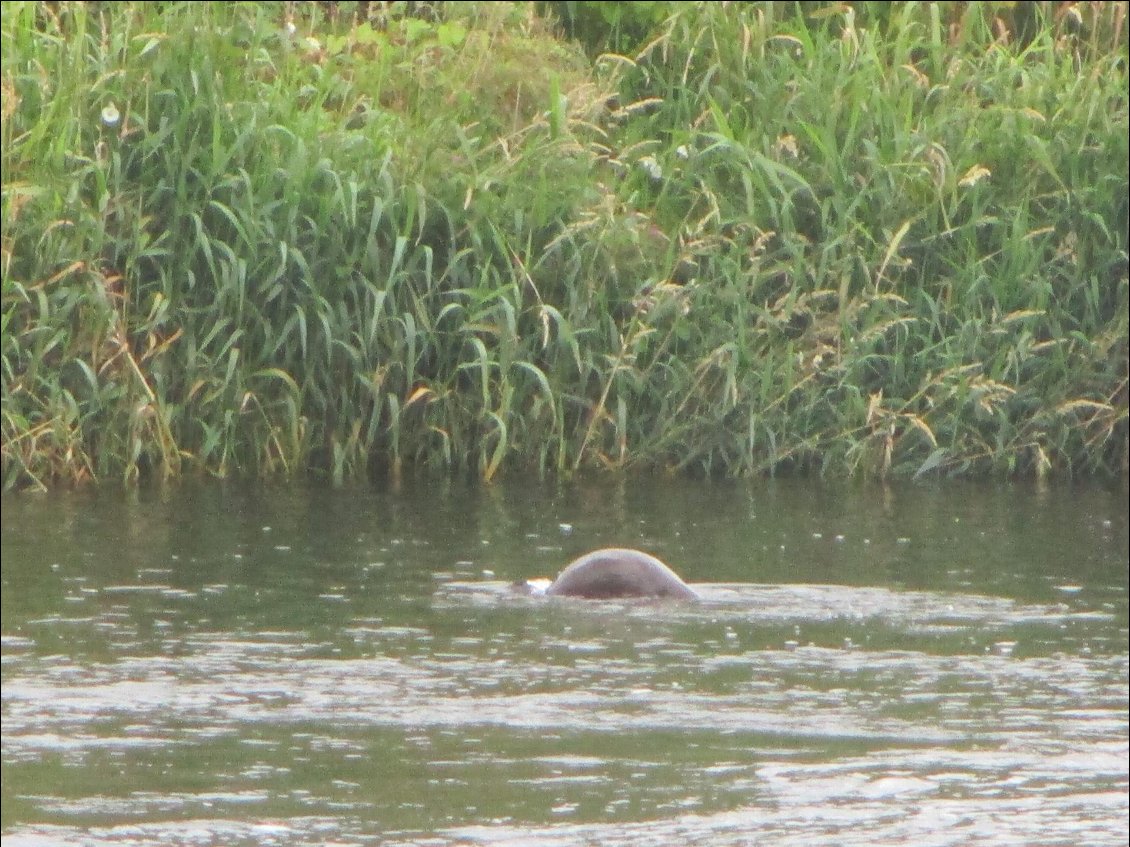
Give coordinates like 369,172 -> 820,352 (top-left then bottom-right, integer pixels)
959,165 -> 991,187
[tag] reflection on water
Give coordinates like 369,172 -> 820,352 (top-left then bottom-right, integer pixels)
2,478 -> 1128,846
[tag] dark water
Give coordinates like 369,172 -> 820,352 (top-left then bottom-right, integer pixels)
2,477 -> 1127,846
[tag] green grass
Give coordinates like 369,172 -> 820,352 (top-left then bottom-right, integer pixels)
2,1 -> 1127,489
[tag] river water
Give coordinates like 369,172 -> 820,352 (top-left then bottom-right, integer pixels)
2,477 -> 1127,846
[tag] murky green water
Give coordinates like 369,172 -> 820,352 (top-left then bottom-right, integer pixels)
2,477 -> 1127,846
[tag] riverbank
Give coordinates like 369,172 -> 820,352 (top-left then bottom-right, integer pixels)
2,1 -> 1127,489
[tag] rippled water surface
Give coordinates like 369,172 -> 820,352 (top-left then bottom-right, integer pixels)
2,478 -> 1127,846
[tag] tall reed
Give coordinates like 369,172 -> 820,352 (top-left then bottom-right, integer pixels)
2,1 -> 1126,489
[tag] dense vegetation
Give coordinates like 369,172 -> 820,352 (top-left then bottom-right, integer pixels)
2,1 -> 1127,489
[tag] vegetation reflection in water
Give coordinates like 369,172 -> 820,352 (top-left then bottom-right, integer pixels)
1,478 -> 1127,846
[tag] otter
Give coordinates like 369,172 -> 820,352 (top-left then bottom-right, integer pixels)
514,548 -> 698,601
